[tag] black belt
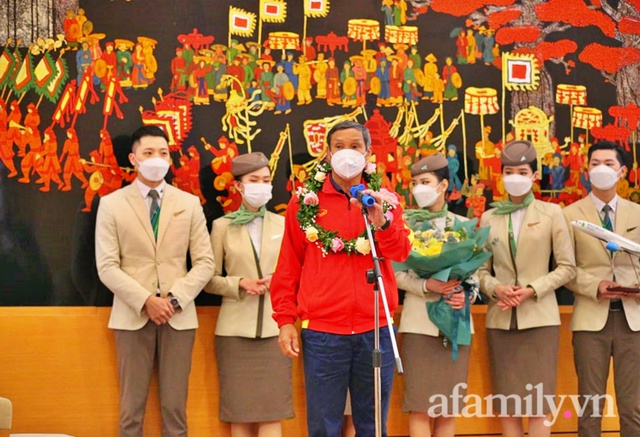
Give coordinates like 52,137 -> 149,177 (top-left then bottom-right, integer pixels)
610,300 -> 623,311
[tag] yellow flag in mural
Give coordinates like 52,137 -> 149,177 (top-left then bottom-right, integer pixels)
260,0 -> 287,23
502,52 -> 540,91
228,6 -> 257,37
304,0 -> 330,18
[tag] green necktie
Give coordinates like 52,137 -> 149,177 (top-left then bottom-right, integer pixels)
149,189 -> 160,240
490,192 -> 534,215
226,204 -> 266,225
602,204 -> 613,231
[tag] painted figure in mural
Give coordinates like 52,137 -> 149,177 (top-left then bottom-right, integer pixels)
212,62 -> 228,103
77,40 -> 93,84
184,146 -> 206,204
375,58 -> 391,106
257,59 -> 275,108
294,54 -> 313,105
131,43 -> 150,88
389,55 -> 404,106
447,145 -> 463,192
465,182 -> 486,222
227,56 -> 246,96
351,56 -> 367,106
442,57 -> 459,101
0,99 -> 16,178
17,125 -> 44,185
394,43 -> 409,68
38,127 -> 64,192
61,128 -> 89,191
403,58 -> 420,102
461,174 -> 479,216
115,41 -> 133,84
421,53 -> 438,100
98,129 -> 122,179
20,104 -> 41,159
212,44 -> 227,65
408,45 -> 421,69
456,30 -> 467,65
326,57 -> 342,106
171,154 -> 191,194
170,47 -> 187,92
314,52 -> 328,99
6,101 -> 22,156
193,58 -> 213,105
476,125 -> 495,181
101,42 -> 117,87
475,26 -> 485,62
432,72 -> 444,104
549,153 -> 567,190
397,154 -> 474,437
240,55 -> 254,90
273,63 -> 292,115
281,51 -> 298,91
466,29 -> 476,65
381,0 -> 394,26
63,10 -> 80,48
483,28 -> 495,65
340,60 -> 356,107
563,142 -> 584,188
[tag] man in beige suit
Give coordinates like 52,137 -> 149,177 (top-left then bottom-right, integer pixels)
96,125 -> 214,437
563,141 -> 640,437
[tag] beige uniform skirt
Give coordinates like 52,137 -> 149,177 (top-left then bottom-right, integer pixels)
215,336 -> 294,423
401,333 -> 471,414
486,325 -> 559,416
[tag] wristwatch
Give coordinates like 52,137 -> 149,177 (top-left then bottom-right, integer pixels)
376,218 -> 391,231
169,295 -> 181,311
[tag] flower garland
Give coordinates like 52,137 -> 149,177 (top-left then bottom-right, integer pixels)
296,161 -> 395,256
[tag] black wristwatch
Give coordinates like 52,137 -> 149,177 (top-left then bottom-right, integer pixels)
376,218 -> 391,231
169,296 -> 181,311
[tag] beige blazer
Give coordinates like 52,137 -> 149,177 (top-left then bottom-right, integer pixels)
478,199 -> 576,330
563,196 -> 640,332
397,212 -> 475,336
204,211 -> 284,338
96,183 -> 215,331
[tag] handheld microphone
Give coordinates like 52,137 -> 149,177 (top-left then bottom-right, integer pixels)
350,184 -> 376,207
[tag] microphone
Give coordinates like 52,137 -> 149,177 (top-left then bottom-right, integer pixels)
571,220 -> 640,256
350,184 -> 376,207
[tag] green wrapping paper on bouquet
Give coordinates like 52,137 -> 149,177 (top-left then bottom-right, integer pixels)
394,217 -> 492,360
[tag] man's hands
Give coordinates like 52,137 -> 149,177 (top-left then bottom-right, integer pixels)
350,189 -> 387,228
240,274 -> 272,295
278,324 -> 300,358
144,295 -> 175,325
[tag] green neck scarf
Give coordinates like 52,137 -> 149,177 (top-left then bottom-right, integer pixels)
226,204 -> 266,225
404,204 -> 448,223
490,192 -> 534,215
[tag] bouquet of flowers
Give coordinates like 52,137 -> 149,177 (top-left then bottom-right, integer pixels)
394,216 -> 492,360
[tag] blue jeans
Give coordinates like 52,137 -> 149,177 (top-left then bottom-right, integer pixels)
301,328 -> 396,437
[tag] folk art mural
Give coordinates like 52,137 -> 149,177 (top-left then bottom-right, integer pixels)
0,0 -> 639,305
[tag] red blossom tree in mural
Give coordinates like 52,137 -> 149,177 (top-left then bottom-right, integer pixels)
423,0 -> 616,135
579,1 -> 640,114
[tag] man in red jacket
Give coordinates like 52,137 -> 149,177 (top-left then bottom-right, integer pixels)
271,121 -> 411,437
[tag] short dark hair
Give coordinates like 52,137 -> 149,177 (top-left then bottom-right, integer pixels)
326,121 -> 371,150
588,140 -> 626,167
501,158 -> 537,173
131,125 -> 169,151
431,166 -> 450,182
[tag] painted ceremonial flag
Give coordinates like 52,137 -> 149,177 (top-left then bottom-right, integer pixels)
304,0 -> 330,18
229,6 -> 257,37
44,57 -> 69,103
0,50 -> 15,86
502,52 -> 540,91
11,52 -> 33,94
33,53 -> 55,93
260,0 -> 287,23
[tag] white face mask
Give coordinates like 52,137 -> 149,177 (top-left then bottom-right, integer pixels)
136,157 -> 170,182
502,174 -> 534,197
589,165 -> 620,190
330,149 -> 366,180
242,183 -> 273,208
412,182 -> 442,208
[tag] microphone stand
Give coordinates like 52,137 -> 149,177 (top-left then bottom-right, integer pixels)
360,204 -> 403,437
